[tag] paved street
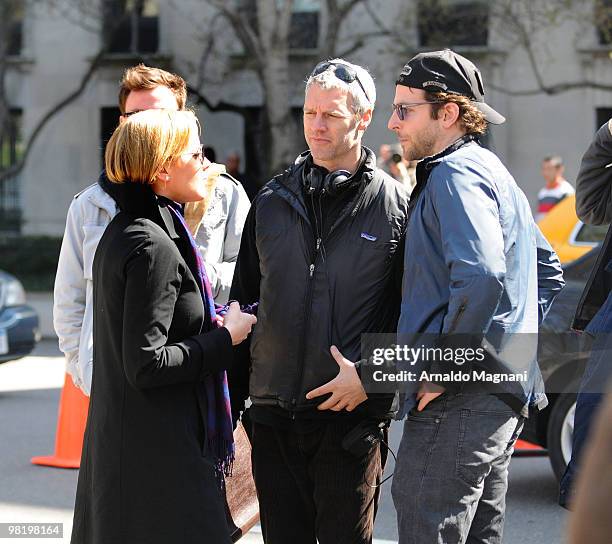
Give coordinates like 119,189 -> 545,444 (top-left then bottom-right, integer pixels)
0,341 -> 568,543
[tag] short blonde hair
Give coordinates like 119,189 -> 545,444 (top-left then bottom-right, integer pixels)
118,64 -> 187,114
105,109 -> 199,184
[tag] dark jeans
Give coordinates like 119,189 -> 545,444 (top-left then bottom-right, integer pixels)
559,291 -> 612,508
251,418 -> 386,544
391,392 -> 524,544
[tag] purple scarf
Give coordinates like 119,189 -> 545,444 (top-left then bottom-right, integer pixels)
167,204 -> 234,483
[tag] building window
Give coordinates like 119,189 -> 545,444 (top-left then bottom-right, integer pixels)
238,0 -> 319,50
103,0 -> 159,55
100,107 -> 121,166
417,0 -> 489,48
6,1 -> 24,56
0,110 -> 23,233
290,0 -> 320,50
596,0 -> 612,45
596,107 -> 612,130
574,222 -> 609,244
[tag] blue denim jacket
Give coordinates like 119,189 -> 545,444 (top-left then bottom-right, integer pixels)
398,138 -> 565,416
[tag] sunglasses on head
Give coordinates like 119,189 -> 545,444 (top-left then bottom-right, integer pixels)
311,61 -> 371,104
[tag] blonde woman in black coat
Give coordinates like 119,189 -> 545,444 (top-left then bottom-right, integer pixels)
70,109 -> 256,544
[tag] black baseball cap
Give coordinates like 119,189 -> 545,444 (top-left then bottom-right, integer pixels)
396,49 -> 505,125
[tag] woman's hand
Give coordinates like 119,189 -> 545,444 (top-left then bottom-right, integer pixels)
223,301 -> 257,345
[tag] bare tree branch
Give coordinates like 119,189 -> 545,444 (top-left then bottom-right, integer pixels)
194,11 -> 224,89
45,0 -> 102,34
0,2 -> 133,184
187,85 -> 252,114
206,0 -> 265,68
337,0 -> 364,21
0,47 -> 107,183
498,1 -> 548,92
490,80 -> 612,96
335,30 -> 392,59
322,0 -> 369,57
361,0 -> 412,51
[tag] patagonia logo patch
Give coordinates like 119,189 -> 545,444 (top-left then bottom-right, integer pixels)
423,80 -> 448,90
361,232 -> 377,242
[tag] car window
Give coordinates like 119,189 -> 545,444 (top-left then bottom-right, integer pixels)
574,223 -> 609,244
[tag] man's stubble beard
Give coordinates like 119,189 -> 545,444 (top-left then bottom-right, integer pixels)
402,124 -> 440,162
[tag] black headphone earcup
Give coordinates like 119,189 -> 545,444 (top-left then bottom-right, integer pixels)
323,170 -> 351,196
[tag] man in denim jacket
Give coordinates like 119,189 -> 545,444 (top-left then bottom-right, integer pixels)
559,120 -> 612,508
387,50 -> 564,543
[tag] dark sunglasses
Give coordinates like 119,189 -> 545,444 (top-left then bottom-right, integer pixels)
311,61 -> 371,104
122,109 -> 144,118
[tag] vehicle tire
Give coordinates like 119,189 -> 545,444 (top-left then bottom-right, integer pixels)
547,382 -> 579,481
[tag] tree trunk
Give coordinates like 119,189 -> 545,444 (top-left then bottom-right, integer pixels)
260,48 -> 296,175
256,0 -> 297,176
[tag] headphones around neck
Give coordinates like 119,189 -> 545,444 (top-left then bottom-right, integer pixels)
302,156 -> 352,197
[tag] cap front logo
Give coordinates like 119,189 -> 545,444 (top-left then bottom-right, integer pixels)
401,64 -> 412,77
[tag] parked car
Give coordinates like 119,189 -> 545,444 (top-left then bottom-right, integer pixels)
520,247 -> 599,480
538,194 -> 608,264
0,270 -> 40,363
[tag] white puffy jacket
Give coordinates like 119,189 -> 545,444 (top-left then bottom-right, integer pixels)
54,175 -> 250,395
53,183 -> 117,395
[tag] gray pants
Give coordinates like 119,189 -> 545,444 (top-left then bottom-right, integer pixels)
391,392 -> 524,544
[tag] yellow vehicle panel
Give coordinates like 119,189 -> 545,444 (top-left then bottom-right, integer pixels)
537,195 -> 607,264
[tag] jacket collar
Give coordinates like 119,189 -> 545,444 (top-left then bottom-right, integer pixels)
291,145 -> 376,183
409,134 -> 478,212
416,133 -> 477,179
271,146 -> 376,221
98,171 -> 179,239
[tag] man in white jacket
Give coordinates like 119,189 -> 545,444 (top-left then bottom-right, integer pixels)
54,64 -> 249,395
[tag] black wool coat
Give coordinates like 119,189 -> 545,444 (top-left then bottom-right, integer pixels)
71,179 -> 233,544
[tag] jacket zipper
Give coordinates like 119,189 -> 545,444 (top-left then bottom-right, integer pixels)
279,178 -> 369,413
292,188 -> 329,414
291,236 -> 321,415
447,300 -> 467,334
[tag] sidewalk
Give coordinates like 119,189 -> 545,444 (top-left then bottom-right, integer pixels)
0,340 -> 400,544
0,341 -> 267,544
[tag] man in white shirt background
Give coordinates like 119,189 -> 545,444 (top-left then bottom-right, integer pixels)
535,155 -> 575,222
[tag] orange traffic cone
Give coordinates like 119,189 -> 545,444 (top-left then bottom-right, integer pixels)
31,373 -> 89,468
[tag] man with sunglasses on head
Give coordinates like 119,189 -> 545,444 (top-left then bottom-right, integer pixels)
54,64 -> 249,396
229,58 -> 409,544
387,50 -> 565,544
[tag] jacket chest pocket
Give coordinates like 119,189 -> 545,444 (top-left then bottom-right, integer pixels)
82,225 -> 106,280
327,235 -> 396,300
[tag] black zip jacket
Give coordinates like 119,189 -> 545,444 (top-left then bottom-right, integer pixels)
573,121 -> 612,331
228,148 -> 409,421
